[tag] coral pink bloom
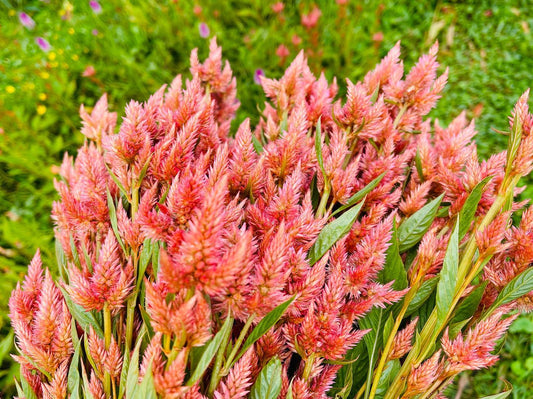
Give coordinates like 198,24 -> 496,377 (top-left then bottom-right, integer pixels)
301,6 -> 321,29
19,12 -> 35,30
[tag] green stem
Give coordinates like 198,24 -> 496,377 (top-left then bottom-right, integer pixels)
302,353 -> 316,381
368,286 -> 418,399
221,313 -> 256,375
208,316 -> 234,396
103,303 -> 112,396
317,185 -> 330,218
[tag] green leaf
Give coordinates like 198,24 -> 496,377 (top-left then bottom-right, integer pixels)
186,315 -> 234,386
105,163 -> 130,199
0,330 -> 13,365
80,362 -> 95,399
68,339 -> 82,396
310,174 -> 321,211
118,350 -> 130,399
415,149 -> 425,182
451,282 -> 487,324
479,386 -> 512,398
252,134 -> 264,154
137,363 -> 157,399
331,172 -> 386,217
359,307 -> 386,399
237,296 -> 296,361
375,360 -> 400,398
286,381 -> 294,399
308,200 -> 365,265
21,374 -> 38,399
137,238 -> 153,290
459,176 -> 493,239
315,118 -> 326,182
487,267 -> 533,316
436,218 -> 460,325
126,331 -> 145,398
448,319 -> 470,340
406,277 -> 439,316
59,286 -> 104,337
250,356 -> 283,399
382,313 -> 395,346
107,190 -> 127,254
378,223 -> 407,290
397,194 -> 444,252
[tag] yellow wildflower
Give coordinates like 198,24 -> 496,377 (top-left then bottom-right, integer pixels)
38,93 -> 47,101
37,105 -> 47,115
6,85 -> 15,94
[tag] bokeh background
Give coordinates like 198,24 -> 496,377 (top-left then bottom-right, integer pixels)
1,0 -> 532,397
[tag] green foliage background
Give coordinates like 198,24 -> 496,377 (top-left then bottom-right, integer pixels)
0,0 -> 531,396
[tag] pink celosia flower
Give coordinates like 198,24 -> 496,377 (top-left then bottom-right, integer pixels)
82,65 -> 96,77
18,12 -> 35,30
301,6 -> 321,29
291,34 -> 302,46
199,22 -> 210,38
36,37 -> 51,52
275,44 -> 290,59
272,2 -> 284,13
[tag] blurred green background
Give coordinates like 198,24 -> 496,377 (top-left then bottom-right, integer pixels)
0,0 -> 532,397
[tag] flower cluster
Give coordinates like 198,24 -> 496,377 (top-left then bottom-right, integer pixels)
10,38 -> 533,399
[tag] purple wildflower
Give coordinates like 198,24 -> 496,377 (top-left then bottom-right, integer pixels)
92,29 -> 99,36
35,37 -> 51,52
254,68 -> 265,85
19,12 -> 36,30
199,22 -> 210,39
89,0 -> 102,14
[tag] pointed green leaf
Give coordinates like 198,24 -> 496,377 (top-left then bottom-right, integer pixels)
68,339 -> 82,395
21,374 -> 38,399
459,176 -> 493,239
250,356 -> 283,399
452,282 -> 487,324
436,218 -> 460,325
406,277 -> 439,316
118,350 -> 130,399
308,200 -> 365,265
487,267 -> 533,316
378,223 -> 407,290
252,135 -> 264,154
331,172 -> 386,217
107,190 -> 127,254
126,331 -> 145,398
137,239 -> 153,290
186,315 -> 234,385
398,194 -> 444,252
0,330 -> 13,365
479,386 -> 512,398
286,381 -> 294,399
237,296 -> 296,362
59,286 -> 103,337
315,118 -> 327,183
415,150 -> 425,182
360,308 -> 384,399
137,363 -> 157,399
105,163 -> 130,199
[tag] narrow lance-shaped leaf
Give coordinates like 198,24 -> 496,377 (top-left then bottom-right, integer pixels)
331,172 -> 386,217
398,194 -> 444,252
459,176 -> 493,239
451,282 -> 487,324
67,339 -> 82,397
107,190 -> 127,254
250,356 -> 283,399
315,118 -> 327,183
360,308 -> 384,399
186,314 -> 234,385
436,218 -> 460,326
126,330 -> 145,398
378,223 -> 407,290
485,268 -> 533,318
59,286 -> 104,337
235,296 -> 296,363
406,277 -> 439,316
137,363 -> 157,399
308,200 -> 365,265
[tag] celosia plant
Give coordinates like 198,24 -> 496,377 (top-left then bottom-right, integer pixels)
9,38 -> 533,399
